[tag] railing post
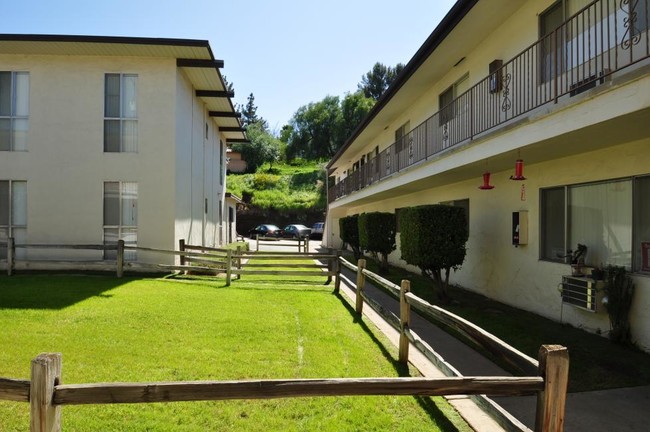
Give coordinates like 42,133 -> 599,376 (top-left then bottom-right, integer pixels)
399,280 -> 411,364
334,250 -> 342,293
256,234 -> 259,252
236,245 -> 242,280
179,239 -> 186,266
305,237 -> 310,254
355,259 -> 366,314
116,240 -> 124,278
7,236 -> 14,276
226,249 -> 232,286
535,345 -> 569,432
30,353 -> 62,432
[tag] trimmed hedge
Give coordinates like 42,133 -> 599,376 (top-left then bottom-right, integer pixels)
359,212 -> 396,273
339,214 -> 361,260
400,204 -> 468,300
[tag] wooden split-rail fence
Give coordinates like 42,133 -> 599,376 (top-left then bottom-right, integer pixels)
2,238 -> 338,285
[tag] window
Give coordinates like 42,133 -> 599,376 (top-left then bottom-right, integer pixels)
541,176 -> 650,272
540,1 -> 565,83
438,74 -> 469,125
394,121 -> 410,153
104,74 -> 137,152
0,180 -> 27,259
103,182 -> 137,260
0,72 -> 29,151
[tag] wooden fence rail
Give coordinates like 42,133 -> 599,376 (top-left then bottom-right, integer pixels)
0,352 -> 553,432
340,256 -> 568,432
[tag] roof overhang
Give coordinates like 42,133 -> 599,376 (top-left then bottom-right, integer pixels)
0,34 -> 247,142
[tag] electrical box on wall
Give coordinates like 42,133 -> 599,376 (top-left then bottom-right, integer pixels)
512,211 -> 528,246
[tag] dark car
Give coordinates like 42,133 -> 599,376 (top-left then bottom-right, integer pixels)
248,224 -> 281,238
280,224 -> 312,239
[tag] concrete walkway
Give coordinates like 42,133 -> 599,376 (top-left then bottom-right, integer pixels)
332,258 -> 650,431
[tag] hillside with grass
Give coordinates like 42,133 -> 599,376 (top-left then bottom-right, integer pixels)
227,160 -> 328,233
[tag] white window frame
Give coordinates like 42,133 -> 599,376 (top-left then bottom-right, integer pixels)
103,181 -> 138,260
0,71 -> 29,151
0,180 -> 27,258
104,73 -> 138,153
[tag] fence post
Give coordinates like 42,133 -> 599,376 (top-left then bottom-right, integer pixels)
256,235 -> 259,252
116,240 -> 124,278
535,345 -> 569,432
7,237 -> 14,276
399,280 -> 411,364
236,245 -> 242,280
355,259 -> 366,314
334,250 -> 342,293
226,249 -> 232,286
298,238 -> 302,254
179,239 -> 186,266
305,237 -> 310,254
30,353 -> 62,432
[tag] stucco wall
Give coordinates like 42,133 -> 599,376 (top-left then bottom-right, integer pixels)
0,54 -> 177,262
330,138 -> 650,351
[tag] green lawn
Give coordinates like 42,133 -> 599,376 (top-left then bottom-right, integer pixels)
0,271 -> 470,431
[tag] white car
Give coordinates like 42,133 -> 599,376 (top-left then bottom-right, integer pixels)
310,222 -> 324,239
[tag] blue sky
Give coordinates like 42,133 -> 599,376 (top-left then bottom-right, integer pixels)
4,0 -> 456,132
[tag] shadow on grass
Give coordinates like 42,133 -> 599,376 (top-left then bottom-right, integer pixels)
334,291 -> 464,432
0,274 -> 130,310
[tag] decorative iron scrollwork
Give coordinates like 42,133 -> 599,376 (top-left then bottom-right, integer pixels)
621,0 -> 642,50
501,72 -> 512,112
442,123 -> 449,142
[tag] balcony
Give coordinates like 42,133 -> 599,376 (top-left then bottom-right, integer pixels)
329,0 -> 650,203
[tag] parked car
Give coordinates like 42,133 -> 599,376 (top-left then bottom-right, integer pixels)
248,224 -> 281,238
310,222 -> 324,240
280,224 -> 312,239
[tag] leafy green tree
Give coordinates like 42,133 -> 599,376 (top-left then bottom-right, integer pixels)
358,62 -> 405,101
285,92 -> 374,161
286,95 -> 341,160
358,212 -> 396,274
400,205 -> 468,302
338,91 -> 375,144
231,123 -> 280,172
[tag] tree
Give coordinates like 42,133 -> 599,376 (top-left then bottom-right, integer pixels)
337,91 -> 375,144
284,92 -> 374,161
400,205 -> 468,302
221,75 -> 235,94
358,62 -> 405,101
231,123 -> 280,172
286,95 -> 341,160
358,212 -> 396,274
238,93 -> 269,131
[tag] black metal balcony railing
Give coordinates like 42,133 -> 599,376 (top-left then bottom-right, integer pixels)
329,0 -> 650,202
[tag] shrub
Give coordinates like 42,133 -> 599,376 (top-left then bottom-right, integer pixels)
358,212 -> 396,274
400,204 -> 468,302
339,215 -> 361,260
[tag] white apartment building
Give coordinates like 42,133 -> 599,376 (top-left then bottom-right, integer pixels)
0,35 -> 247,265
326,0 -> 650,350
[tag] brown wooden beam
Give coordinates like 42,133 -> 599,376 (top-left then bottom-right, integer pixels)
220,127 -> 246,133
226,139 -> 250,144
196,90 -> 234,98
209,111 -> 241,118
177,58 -> 224,68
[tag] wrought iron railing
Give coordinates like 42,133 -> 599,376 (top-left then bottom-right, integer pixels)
329,0 -> 649,202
